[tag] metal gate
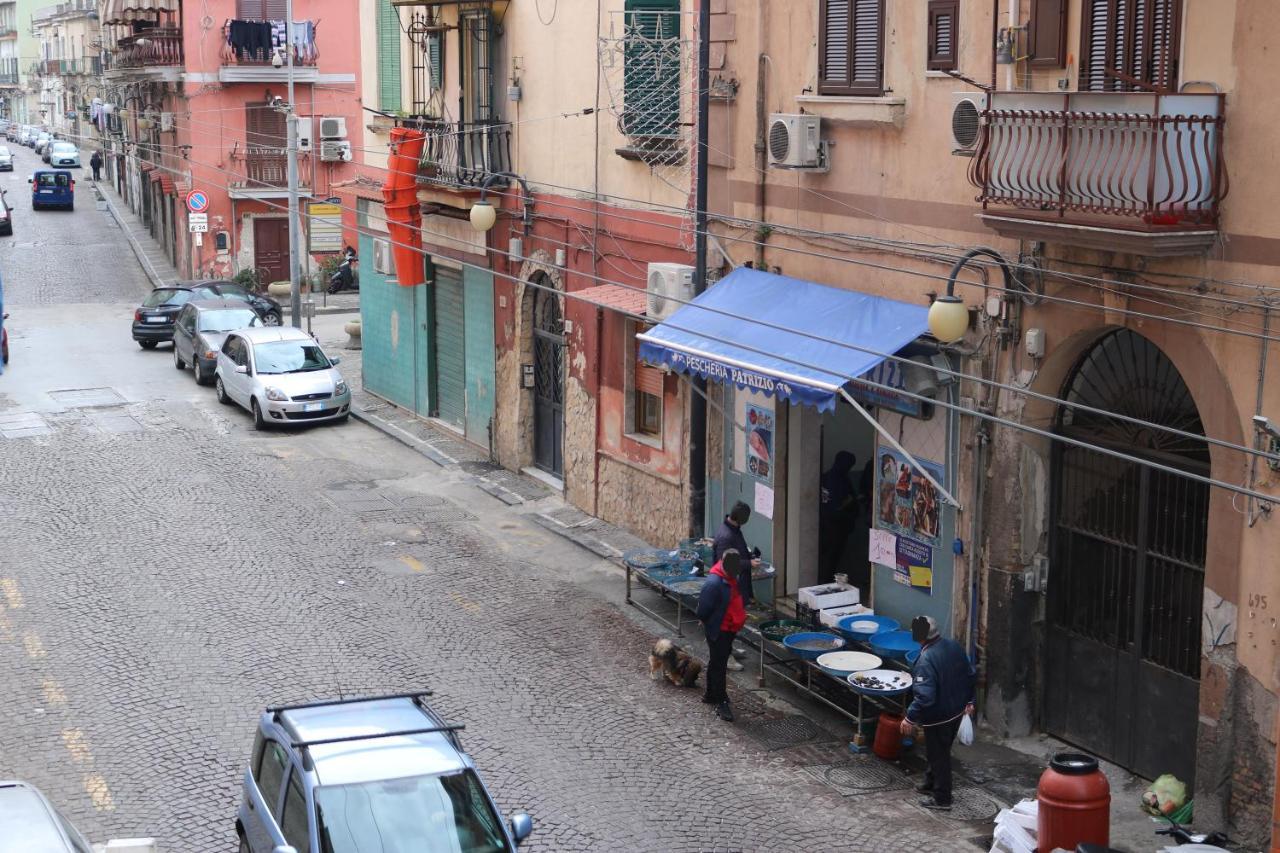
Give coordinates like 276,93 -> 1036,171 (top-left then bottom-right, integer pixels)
532,282 -> 564,477
1045,329 -> 1208,784
433,268 -> 466,430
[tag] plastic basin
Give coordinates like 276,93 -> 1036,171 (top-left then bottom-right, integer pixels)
835,614 -> 900,643
759,619 -> 808,645
815,650 -> 882,679
869,629 -> 921,662
782,632 -> 846,661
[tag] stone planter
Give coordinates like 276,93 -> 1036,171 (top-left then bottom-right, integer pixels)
266,281 -> 292,298
344,318 -> 362,350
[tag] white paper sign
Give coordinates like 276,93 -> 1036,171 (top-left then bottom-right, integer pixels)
754,481 -> 774,520
869,527 -> 897,567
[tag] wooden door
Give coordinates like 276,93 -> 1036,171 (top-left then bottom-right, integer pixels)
253,218 -> 290,285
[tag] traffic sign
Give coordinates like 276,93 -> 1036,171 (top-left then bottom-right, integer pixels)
188,212 -> 208,233
185,190 -> 209,214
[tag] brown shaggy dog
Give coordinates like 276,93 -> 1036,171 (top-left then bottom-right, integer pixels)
649,638 -> 703,688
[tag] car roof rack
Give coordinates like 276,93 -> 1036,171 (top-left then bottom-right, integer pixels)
292,724 -> 466,750
267,691 -> 433,715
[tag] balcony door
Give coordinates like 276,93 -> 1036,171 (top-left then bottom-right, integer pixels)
245,102 -> 287,188
1079,0 -> 1181,91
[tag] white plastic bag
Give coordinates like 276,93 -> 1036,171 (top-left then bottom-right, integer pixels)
958,713 -> 974,746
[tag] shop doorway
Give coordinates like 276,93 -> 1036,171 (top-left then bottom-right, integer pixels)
817,403 -> 878,589
433,266 -> 466,431
253,218 -> 290,286
1045,328 -> 1208,785
532,277 -> 564,477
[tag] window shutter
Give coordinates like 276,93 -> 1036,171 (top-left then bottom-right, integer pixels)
621,0 -> 681,140
265,0 -> 287,20
819,0 -> 884,96
236,0 -> 286,21
428,33 -> 442,90
376,0 -> 401,112
927,0 -> 958,71
1080,0 -> 1180,91
1028,0 -> 1067,67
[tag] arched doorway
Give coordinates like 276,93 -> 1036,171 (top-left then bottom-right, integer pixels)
531,275 -> 564,477
1045,328 -> 1209,784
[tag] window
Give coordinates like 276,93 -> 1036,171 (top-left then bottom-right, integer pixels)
819,0 -> 886,96
927,1 -> 959,71
406,7 -> 443,117
621,0 -> 681,141
1079,0 -> 1181,91
628,322 -> 664,439
281,770 -> 310,852
376,0 -> 402,112
256,740 -> 288,819
236,0 -> 287,20
460,11 -> 494,125
1028,0 -> 1067,67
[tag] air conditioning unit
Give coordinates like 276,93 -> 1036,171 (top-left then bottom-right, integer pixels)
950,92 -> 985,156
318,116 -> 346,139
296,117 -> 312,152
320,140 -> 352,162
646,262 -> 695,322
768,113 -> 822,169
373,237 -> 392,274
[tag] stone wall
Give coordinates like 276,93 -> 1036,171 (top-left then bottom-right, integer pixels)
563,373 -> 597,513
597,454 -> 687,546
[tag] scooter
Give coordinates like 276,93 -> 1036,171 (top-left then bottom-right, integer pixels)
327,248 -> 358,294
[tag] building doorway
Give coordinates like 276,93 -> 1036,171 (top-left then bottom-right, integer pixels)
531,276 -> 564,477
253,218 -> 290,285
433,266 -> 466,431
1045,328 -> 1208,785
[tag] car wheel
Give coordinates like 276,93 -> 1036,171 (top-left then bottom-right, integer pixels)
238,834 -> 249,853
251,398 -> 269,431
193,361 -> 207,386
215,376 -> 231,405
264,310 -> 282,327
138,340 -> 157,350
173,347 -> 186,370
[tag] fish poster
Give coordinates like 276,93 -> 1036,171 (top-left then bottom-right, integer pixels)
874,445 -> 944,547
744,404 -> 774,483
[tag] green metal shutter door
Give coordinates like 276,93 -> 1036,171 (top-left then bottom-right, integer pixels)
433,268 -> 467,430
377,0 -> 402,112
622,0 -> 681,140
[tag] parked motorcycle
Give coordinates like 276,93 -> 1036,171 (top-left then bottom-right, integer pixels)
327,247 -> 359,294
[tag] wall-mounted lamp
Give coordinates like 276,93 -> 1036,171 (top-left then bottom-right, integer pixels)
929,247 -> 1014,343
469,171 -> 534,233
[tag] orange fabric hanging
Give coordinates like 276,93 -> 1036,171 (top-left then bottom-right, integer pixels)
382,127 -> 426,287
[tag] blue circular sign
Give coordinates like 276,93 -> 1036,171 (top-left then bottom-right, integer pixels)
186,190 -> 209,213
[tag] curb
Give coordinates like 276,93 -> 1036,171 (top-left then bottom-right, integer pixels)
349,405 -> 453,468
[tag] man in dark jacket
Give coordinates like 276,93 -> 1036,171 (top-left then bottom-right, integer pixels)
695,549 -> 747,722
89,150 -> 103,182
712,501 -> 759,606
901,615 -> 976,810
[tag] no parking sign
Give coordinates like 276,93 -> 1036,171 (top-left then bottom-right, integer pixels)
185,190 -> 209,214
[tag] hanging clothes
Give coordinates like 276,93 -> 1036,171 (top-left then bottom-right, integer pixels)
290,21 -> 315,63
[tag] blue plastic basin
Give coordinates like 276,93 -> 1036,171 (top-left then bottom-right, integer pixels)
835,614 -> 900,643
782,632 -> 846,661
869,629 -> 922,662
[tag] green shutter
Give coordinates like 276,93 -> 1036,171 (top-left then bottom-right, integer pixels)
428,33 -> 442,90
433,268 -> 467,430
622,0 -> 681,140
377,0 -> 402,112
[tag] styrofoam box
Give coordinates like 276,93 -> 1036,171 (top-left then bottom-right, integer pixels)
798,582 -> 861,610
819,603 -> 873,627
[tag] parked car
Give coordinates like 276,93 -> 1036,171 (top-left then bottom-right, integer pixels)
0,780 -> 95,852
132,286 -> 193,349
0,189 -> 14,236
33,133 -> 51,157
215,326 -> 351,429
188,280 -> 284,326
29,169 -> 73,211
235,692 -> 533,853
17,127 -> 31,146
0,146 -> 13,171
46,141 -> 79,169
173,299 -> 262,385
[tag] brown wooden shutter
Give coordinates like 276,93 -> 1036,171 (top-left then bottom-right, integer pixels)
236,0 -> 286,20
927,0 -> 959,71
1028,0 -> 1067,67
1079,0 -> 1181,91
634,324 -> 664,396
819,0 -> 884,96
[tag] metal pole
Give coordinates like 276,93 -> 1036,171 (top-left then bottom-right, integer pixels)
689,0 -> 710,537
285,0 -> 302,328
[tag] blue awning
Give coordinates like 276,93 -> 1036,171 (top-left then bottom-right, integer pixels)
637,267 -> 929,412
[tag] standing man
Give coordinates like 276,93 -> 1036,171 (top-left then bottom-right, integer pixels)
900,615 -> 976,811
818,450 -> 858,583
713,500 -> 760,606
696,549 -> 747,723
89,150 -> 103,182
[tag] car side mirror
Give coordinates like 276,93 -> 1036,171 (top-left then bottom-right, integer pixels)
330,356 -> 341,365
510,813 -> 533,845
234,365 -> 248,375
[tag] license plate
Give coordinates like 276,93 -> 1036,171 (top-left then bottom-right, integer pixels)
39,189 -> 52,194
146,316 -> 167,323
304,403 -> 323,412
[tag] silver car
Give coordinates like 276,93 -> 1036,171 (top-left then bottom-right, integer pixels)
214,326 -> 351,429
47,141 -> 79,168
0,146 -> 13,171
173,299 -> 262,385
0,780 -> 95,852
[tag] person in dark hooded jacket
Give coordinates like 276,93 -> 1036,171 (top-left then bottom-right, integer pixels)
695,549 -> 747,722
819,450 -> 858,583
900,615 -> 976,811
712,501 -> 758,606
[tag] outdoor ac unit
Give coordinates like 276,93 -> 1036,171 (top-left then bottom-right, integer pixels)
646,262 -> 695,322
950,92 -> 984,156
296,117 -> 312,152
373,237 -> 392,274
768,113 -> 822,168
159,111 -> 173,132
320,140 -> 352,162
319,116 -> 346,139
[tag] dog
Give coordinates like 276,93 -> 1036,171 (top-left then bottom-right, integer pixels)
649,638 -> 703,688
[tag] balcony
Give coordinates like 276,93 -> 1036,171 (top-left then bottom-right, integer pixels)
105,29 -> 183,82
219,21 -> 319,84
0,58 -> 17,86
968,92 -> 1227,257
228,146 -> 311,200
416,119 -> 512,192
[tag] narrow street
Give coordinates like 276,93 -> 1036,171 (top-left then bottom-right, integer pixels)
0,142 -> 959,851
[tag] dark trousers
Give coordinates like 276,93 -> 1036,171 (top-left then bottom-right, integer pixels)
91,165 -> 100,181
923,717 -> 962,803
703,630 -> 737,704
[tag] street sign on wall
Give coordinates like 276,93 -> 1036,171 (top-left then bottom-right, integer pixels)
307,203 -> 343,252
188,213 -> 208,233
185,190 -> 209,214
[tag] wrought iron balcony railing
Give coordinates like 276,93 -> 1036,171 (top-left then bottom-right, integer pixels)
112,29 -> 183,69
968,92 -> 1226,252
416,119 -> 512,190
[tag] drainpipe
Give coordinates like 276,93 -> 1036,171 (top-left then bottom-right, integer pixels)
753,1 -> 768,269
688,0 -> 711,537
593,304 -> 604,517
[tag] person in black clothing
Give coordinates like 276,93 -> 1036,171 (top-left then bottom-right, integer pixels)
695,549 -> 748,723
89,150 -> 102,182
901,615 -> 977,811
712,501 -> 759,605
818,450 -> 858,583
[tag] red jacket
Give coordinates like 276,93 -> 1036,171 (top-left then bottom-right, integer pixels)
714,561 -> 747,634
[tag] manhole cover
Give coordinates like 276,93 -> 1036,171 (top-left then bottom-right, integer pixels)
0,411 -> 50,438
742,716 -> 831,750
48,387 -> 126,407
913,785 -> 1002,822
815,760 -> 912,795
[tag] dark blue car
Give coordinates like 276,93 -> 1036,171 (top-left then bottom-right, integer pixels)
29,169 -> 73,211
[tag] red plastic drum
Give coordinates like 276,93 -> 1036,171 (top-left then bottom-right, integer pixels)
1037,752 -> 1110,851
873,712 -> 904,760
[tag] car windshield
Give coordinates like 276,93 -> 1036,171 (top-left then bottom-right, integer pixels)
198,309 -> 259,332
143,288 -> 191,308
52,143 -> 75,153
315,770 -> 511,853
253,340 -> 331,374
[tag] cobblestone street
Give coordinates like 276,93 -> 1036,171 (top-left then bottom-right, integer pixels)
0,144 -> 976,852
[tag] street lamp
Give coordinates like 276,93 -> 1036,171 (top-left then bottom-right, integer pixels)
930,247 -> 1014,344
469,170 -> 533,233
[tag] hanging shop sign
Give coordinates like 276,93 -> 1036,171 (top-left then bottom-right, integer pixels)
744,403 -> 775,483
307,202 -> 343,253
848,359 -> 925,419
874,445 -> 944,547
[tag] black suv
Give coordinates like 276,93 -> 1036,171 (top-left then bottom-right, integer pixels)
132,281 -> 283,349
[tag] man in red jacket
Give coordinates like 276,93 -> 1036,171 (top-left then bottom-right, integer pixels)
695,549 -> 748,722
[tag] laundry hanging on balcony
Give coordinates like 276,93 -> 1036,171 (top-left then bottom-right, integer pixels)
223,19 -> 318,65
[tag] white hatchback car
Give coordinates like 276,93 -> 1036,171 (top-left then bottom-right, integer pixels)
214,326 -> 351,430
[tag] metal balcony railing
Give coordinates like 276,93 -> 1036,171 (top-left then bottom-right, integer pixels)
416,119 -> 512,190
232,146 -> 310,191
223,19 -> 318,67
112,29 -> 183,69
969,92 -> 1227,231
0,57 -> 17,85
